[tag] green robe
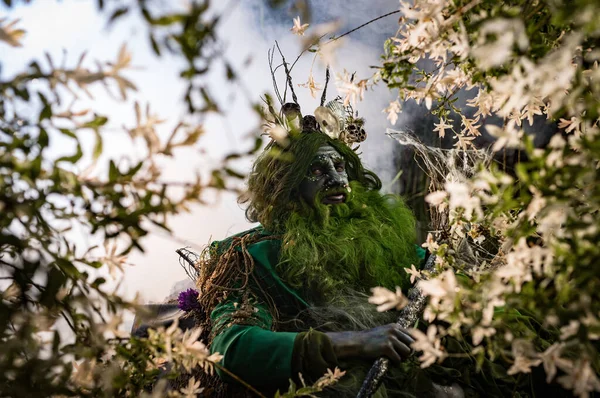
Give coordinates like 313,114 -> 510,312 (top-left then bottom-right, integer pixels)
209,226 -> 426,392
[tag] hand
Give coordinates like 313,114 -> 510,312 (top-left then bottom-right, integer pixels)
432,382 -> 465,398
325,324 -> 415,365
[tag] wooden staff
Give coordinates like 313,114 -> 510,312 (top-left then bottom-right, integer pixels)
356,254 -> 437,398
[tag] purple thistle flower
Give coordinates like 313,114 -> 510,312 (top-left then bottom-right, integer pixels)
178,288 -> 201,312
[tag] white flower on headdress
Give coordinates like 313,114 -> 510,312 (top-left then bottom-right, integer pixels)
298,73 -> 322,98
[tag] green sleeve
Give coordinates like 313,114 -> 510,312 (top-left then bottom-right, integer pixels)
210,299 -> 298,388
291,329 -> 339,383
415,244 -> 427,261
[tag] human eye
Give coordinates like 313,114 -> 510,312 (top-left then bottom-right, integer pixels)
335,162 -> 345,172
310,165 -> 324,176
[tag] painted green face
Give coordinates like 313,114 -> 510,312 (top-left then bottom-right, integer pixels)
299,144 -> 349,205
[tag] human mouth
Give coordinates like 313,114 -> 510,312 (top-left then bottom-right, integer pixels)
322,192 -> 346,204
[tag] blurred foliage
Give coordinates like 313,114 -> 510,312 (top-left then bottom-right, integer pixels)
0,0 -> 280,396
379,0 -> 600,396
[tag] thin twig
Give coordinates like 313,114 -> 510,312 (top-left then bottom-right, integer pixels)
213,362 -> 267,398
324,10 -> 401,45
289,10 -> 402,76
268,47 -> 283,105
275,41 -> 298,105
320,65 -> 330,106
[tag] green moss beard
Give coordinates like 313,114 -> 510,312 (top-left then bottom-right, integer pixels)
278,181 -> 419,305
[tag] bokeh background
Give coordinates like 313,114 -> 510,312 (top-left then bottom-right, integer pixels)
2,0 -> 410,305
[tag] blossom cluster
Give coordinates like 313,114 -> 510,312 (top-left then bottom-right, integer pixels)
369,0 -> 600,396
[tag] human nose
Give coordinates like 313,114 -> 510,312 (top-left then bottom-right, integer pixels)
323,167 -> 344,188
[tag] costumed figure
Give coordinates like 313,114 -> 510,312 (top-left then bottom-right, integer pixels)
133,90 -> 465,397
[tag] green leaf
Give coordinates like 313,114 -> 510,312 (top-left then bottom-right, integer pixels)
93,129 -> 103,160
52,331 -> 61,354
38,128 -> 49,148
56,143 -> 83,164
149,33 -> 161,56
88,260 -> 103,269
140,7 -> 152,22
30,155 -> 42,178
40,267 -> 67,307
91,277 -> 106,288
109,160 -> 119,182
151,14 -> 184,26
296,386 -> 318,394
59,128 -> 77,139
225,63 -> 235,80
126,161 -> 144,177
224,153 -> 241,161
14,87 -> 30,101
56,259 -> 80,278
224,167 -> 245,179
108,7 -> 129,24
39,105 -> 52,122
210,170 -> 225,189
180,68 -> 195,79
29,60 -> 42,74
38,93 -> 52,122
83,115 -> 108,129
149,219 -> 171,232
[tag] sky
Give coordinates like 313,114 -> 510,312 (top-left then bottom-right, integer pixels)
2,0 -> 406,304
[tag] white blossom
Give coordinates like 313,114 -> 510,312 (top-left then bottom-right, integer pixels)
558,116 -> 582,136
315,367 -> 346,389
526,187 -> 547,221
471,18 -> 528,70
486,124 -> 523,152
127,102 -> 165,154
0,18 -> 25,47
425,190 -> 448,207
507,354 -> 542,375
557,359 -> 600,398
471,326 -> 496,345
179,377 -> 204,397
540,343 -> 565,383
101,241 -> 131,277
445,181 -> 483,220
71,359 -> 97,389
466,89 -> 494,118
453,132 -> 476,150
410,325 -> 447,368
560,320 -> 580,340
384,100 -> 402,125
537,206 -> 567,238
269,124 -> 289,144
433,118 -> 452,138
418,270 -> 459,321
522,97 -> 544,125
421,232 -> 440,252
404,264 -> 422,284
1,282 -> 20,302
298,73 -> 322,98
290,16 -> 309,36
335,69 -> 367,107
368,286 -> 408,312
507,340 -> 542,375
